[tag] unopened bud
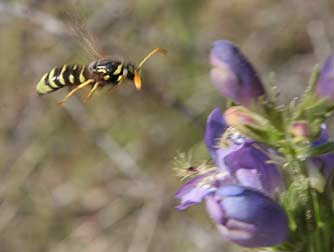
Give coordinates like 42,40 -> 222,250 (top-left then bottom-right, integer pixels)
210,40 -> 266,106
224,106 -> 260,128
224,106 -> 281,145
289,121 -> 312,139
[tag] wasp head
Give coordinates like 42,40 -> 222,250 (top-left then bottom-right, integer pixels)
124,63 -> 135,80
125,63 -> 142,90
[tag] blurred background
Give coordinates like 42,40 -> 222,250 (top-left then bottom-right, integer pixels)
0,0 -> 333,251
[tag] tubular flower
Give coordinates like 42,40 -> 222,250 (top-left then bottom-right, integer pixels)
176,108 -> 288,247
315,55 -> 334,101
210,40 -> 266,106
204,108 -> 283,195
205,185 -> 289,247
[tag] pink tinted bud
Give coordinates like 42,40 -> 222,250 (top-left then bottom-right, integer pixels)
224,107 -> 260,129
289,121 -> 312,139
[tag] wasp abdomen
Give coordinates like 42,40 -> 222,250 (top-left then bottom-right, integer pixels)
36,64 -> 90,95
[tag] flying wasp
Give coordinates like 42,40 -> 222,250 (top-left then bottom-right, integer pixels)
36,47 -> 167,104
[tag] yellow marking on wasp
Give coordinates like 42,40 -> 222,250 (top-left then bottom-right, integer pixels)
73,65 -> 78,71
48,67 -> 59,88
79,65 -> 86,83
117,75 -> 123,82
113,64 -> 123,75
36,73 -> 53,94
97,69 -> 107,74
69,74 -> 75,84
58,64 -> 68,85
103,75 -> 110,80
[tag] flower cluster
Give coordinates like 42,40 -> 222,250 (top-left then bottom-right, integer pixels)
174,40 -> 334,251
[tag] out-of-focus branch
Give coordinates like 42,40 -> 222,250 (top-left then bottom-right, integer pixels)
60,97 -> 165,252
127,201 -> 162,252
307,20 -> 332,61
0,2 -> 68,36
144,83 -> 205,128
61,97 -> 152,182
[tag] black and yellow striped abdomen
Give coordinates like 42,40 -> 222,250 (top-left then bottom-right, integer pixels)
36,64 -> 90,95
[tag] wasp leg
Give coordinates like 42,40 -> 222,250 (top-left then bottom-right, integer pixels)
84,82 -> 101,102
109,86 -> 118,95
107,77 -> 123,95
58,79 -> 94,105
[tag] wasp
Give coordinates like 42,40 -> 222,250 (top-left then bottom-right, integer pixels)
36,47 -> 167,104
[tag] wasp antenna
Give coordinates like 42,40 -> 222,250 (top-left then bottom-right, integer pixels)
137,47 -> 167,71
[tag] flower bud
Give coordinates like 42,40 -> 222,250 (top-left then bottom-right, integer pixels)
289,121 -> 312,139
223,106 -> 280,144
210,40 -> 266,106
315,55 -> 334,101
224,106 -> 259,128
205,185 -> 289,247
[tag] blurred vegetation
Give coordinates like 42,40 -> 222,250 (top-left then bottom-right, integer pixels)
0,0 -> 333,251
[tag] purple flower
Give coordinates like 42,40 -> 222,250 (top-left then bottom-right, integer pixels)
316,55 -> 334,101
205,107 -> 250,169
175,170 -> 235,210
311,125 -> 334,178
205,185 -> 289,247
176,108 -> 288,247
210,40 -> 266,106
204,108 -> 283,195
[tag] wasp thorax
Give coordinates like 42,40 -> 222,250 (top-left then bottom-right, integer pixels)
88,59 -> 124,82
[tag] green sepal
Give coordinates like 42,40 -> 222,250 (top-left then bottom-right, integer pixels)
224,106 -> 283,147
305,142 -> 334,158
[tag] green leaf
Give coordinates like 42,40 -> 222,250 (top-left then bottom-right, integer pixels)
307,142 -> 334,158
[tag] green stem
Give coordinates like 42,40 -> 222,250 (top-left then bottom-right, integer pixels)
309,187 -> 323,252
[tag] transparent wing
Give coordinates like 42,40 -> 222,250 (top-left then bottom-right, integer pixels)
63,4 -> 106,60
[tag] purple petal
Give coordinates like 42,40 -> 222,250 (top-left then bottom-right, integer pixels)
311,125 -> 334,177
224,143 -> 284,195
175,170 -> 237,210
234,169 -> 263,192
205,108 -> 228,162
316,55 -> 334,101
175,174 -> 213,210
205,195 -> 225,224
312,124 -> 329,146
205,108 -> 252,170
209,185 -> 289,247
311,154 -> 334,178
210,40 -> 265,106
